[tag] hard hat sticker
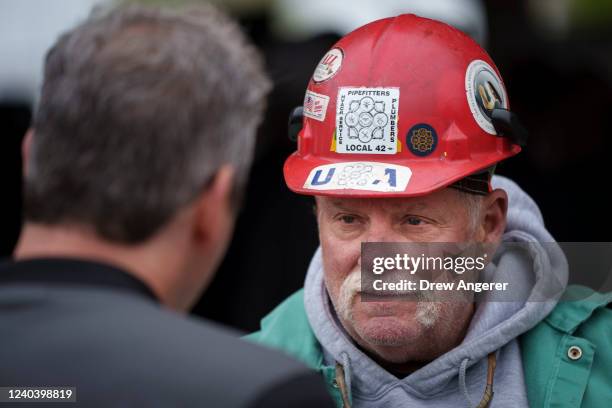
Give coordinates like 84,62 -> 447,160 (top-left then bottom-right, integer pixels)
303,162 -> 411,192
465,60 -> 508,135
336,88 -> 399,155
407,124 -> 438,157
312,48 -> 343,83
303,90 -> 330,122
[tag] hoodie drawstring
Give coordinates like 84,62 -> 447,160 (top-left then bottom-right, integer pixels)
340,352 -> 352,397
459,353 -> 498,408
335,363 -> 351,408
459,358 -> 473,407
335,352 -> 353,408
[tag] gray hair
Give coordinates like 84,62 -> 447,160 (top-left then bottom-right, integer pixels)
25,4 -> 271,243
458,190 -> 483,235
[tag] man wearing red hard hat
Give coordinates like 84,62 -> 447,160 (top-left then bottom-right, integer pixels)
249,14 -> 611,408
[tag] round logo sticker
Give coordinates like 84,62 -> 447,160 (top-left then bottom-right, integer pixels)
407,124 -> 438,157
465,60 -> 508,135
313,48 -> 343,83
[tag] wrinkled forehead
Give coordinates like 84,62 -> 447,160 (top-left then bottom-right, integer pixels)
315,188 -> 464,213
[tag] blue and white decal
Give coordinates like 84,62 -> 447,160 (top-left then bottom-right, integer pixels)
303,162 -> 411,192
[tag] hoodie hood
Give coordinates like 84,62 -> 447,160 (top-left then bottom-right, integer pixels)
304,175 -> 569,406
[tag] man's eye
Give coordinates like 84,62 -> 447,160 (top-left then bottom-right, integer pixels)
339,215 -> 357,224
405,216 -> 423,226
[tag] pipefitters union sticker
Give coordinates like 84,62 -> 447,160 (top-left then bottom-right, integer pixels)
303,162 -> 411,192
336,87 -> 399,155
465,60 -> 508,135
313,48 -> 343,83
303,90 -> 330,121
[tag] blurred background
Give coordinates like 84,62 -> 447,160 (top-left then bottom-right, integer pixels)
1,0 -> 611,332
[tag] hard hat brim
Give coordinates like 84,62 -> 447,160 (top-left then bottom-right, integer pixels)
283,147 -> 520,198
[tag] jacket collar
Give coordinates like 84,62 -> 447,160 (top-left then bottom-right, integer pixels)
0,257 -> 158,302
544,284 -> 612,334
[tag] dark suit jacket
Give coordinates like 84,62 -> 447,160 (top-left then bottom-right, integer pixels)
0,258 -> 333,407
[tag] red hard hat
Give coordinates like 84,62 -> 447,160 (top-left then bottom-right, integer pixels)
284,14 -> 525,197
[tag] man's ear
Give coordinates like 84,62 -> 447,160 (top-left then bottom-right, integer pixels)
22,129 -> 34,176
192,165 -> 236,248
480,188 -> 508,245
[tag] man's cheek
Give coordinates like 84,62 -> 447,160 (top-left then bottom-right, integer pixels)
322,258 -> 346,295
329,243 -> 361,270
330,259 -> 356,289
321,243 -> 354,276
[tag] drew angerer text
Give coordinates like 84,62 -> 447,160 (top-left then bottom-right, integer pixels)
371,279 -> 509,293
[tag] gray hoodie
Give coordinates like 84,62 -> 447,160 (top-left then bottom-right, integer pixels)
304,175 -> 569,407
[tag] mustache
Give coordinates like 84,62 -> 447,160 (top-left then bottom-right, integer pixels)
336,269 -> 360,323
335,268 -> 441,327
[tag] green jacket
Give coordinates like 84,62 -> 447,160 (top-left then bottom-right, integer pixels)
247,285 -> 612,407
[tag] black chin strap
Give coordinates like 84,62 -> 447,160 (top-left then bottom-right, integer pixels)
491,108 -> 528,147
288,106 -> 303,142
449,166 -> 496,196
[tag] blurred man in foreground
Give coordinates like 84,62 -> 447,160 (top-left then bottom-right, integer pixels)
249,14 -> 612,407
0,5 -> 333,407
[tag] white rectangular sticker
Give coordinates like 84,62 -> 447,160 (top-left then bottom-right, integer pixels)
303,162 -> 411,192
303,90 -> 330,122
336,87 -> 399,154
